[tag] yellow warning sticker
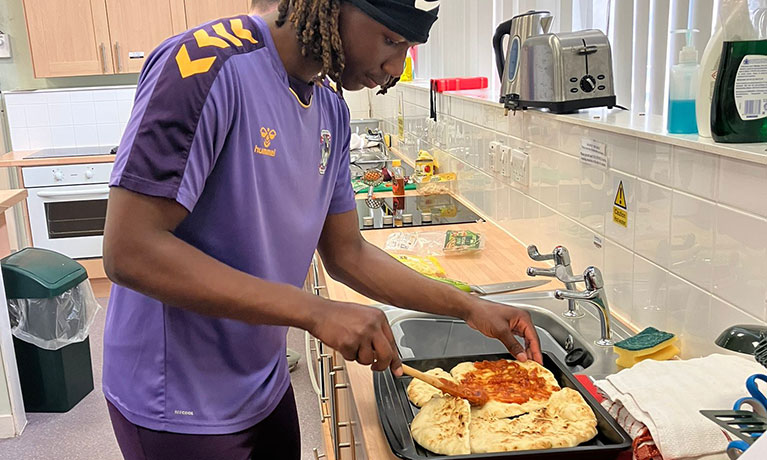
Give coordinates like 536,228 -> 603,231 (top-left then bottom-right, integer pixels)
612,180 -> 628,227
614,181 -> 627,209
613,206 -> 628,227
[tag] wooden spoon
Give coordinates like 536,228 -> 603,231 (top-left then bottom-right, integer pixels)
401,364 -> 489,406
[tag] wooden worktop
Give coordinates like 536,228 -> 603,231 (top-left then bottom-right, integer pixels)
0,189 -> 27,211
0,150 -> 115,167
324,219 -> 564,460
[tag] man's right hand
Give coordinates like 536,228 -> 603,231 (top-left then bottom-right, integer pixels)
309,301 -> 403,376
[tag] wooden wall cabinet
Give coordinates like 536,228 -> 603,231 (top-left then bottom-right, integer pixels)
23,0 -> 249,78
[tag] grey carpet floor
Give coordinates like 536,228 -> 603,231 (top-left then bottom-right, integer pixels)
0,297 -> 323,459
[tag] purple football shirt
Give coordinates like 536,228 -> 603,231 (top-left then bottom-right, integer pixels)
103,15 -> 355,434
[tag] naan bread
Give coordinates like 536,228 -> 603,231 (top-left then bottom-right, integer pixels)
469,388 -> 598,454
406,367 -> 456,407
411,395 -> 471,455
451,359 -> 561,418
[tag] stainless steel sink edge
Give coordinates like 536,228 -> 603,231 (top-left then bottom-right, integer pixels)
374,295 -> 633,379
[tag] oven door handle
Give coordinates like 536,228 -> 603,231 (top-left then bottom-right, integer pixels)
36,188 -> 110,198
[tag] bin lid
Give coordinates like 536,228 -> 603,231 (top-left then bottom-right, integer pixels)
1,248 -> 88,298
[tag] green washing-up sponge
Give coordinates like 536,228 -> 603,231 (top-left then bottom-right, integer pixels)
613,327 -> 679,368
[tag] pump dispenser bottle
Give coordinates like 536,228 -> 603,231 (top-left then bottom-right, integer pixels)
668,29 -> 700,134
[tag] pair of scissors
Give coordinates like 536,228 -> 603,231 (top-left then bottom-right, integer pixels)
733,374 -> 767,417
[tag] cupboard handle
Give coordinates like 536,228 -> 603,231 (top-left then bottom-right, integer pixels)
305,332 -> 322,396
99,43 -> 107,73
312,448 -> 326,459
115,42 -> 123,72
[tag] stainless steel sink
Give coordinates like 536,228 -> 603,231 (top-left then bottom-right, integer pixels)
376,292 -> 632,379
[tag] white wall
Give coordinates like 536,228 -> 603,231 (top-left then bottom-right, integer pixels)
2,86 -> 371,152
372,83 -> 767,359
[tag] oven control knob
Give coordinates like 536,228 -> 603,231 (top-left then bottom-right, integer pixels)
53,170 -> 64,181
85,168 -> 94,179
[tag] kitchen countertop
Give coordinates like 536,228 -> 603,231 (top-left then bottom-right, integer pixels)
323,220 -> 570,460
0,189 -> 28,211
0,150 -> 116,167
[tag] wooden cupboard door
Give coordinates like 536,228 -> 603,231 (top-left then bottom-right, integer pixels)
104,0 -> 186,74
183,0 -> 250,29
23,0 -> 114,77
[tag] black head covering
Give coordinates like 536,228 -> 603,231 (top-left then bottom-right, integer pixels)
343,0 -> 439,43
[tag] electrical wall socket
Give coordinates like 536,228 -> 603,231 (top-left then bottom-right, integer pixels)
0,34 -> 10,59
499,145 -> 512,178
511,148 -> 530,187
488,141 -> 501,173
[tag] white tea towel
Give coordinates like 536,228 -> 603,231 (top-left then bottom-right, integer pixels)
595,354 -> 765,459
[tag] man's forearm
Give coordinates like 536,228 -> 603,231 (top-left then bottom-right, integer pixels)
321,238 -> 473,319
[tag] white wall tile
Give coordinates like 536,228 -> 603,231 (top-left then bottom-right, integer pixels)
632,255 -> 669,330
634,179 -> 671,268
606,132 -> 638,175
531,146 -> 558,208
604,170 -> 636,250
670,192 -> 715,291
71,102 -> 96,125
45,92 -> 70,104
9,127 -> 30,150
13,92 -> 47,104
526,114 -> 560,151
27,126 -> 52,149
560,220 -> 603,276
557,153 -> 581,219
713,205 -> 767,320
94,101 -> 119,124
48,103 -> 73,126
5,106 -> 26,129
580,163 -> 607,233
74,124 -> 99,146
637,139 -> 672,186
97,123 -> 122,146
673,147 -> 718,200
115,88 -> 136,101
68,91 -> 94,103
3,93 -> 26,106
116,99 -> 133,123
50,126 -> 77,148
718,156 -> 767,217
92,89 -> 118,101
24,104 -> 49,128
604,239 -> 634,320
667,274 -> 714,359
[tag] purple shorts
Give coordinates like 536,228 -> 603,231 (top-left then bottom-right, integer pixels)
107,385 -> 300,460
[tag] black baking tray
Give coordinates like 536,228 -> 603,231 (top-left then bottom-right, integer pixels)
374,352 -> 631,460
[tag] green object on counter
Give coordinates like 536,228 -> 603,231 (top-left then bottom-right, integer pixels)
352,181 -> 417,194
424,274 -> 472,292
711,39 -> 767,143
614,327 -> 675,351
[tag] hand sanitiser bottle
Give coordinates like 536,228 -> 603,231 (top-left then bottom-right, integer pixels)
668,29 -> 700,134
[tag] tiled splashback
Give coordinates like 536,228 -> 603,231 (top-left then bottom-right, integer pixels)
2,86 -> 372,151
372,84 -> 767,359
3,87 -> 137,150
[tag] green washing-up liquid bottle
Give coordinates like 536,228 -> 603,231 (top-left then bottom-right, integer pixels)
711,39 -> 767,143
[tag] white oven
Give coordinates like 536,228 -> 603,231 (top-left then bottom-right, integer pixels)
23,163 -> 113,259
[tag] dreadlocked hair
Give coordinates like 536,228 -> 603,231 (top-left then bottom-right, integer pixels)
276,0 -> 345,92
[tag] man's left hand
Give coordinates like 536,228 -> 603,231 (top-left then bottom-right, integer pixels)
462,299 -> 543,364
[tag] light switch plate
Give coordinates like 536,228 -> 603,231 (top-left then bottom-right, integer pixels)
488,141 -> 501,173
511,148 -> 530,186
500,145 -> 512,178
0,34 -> 10,59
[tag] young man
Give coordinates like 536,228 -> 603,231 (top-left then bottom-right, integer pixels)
103,1 -> 543,458
250,0 -> 278,15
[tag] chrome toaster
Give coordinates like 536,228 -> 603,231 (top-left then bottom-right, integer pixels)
495,19 -> 617,114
